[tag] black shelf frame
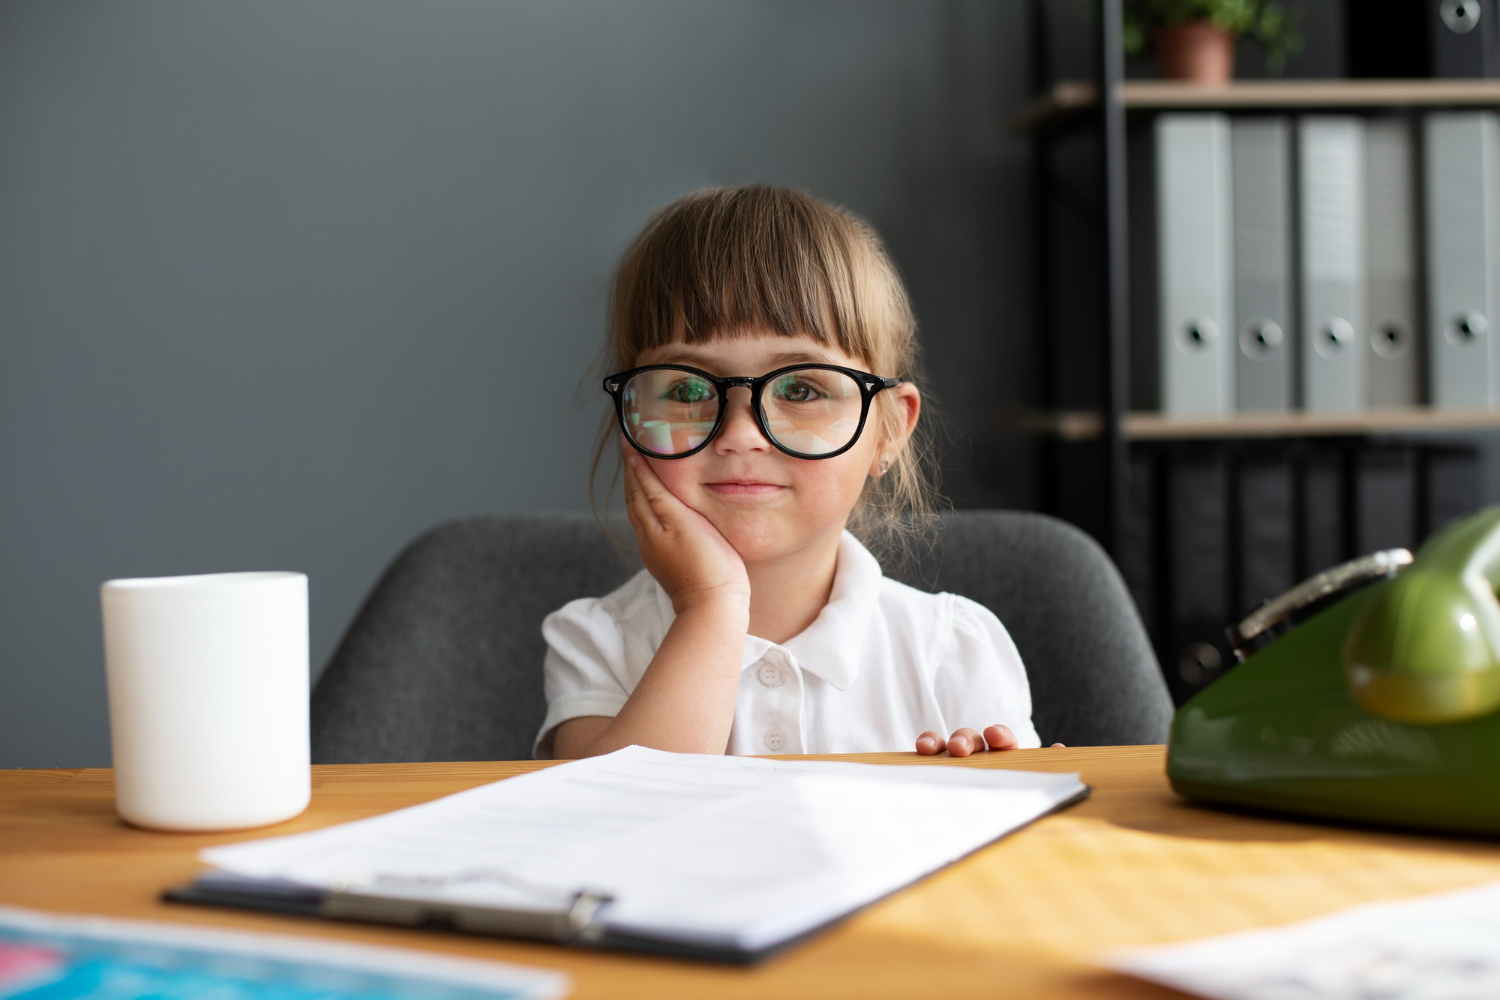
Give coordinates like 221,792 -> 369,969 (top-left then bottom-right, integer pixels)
1100,0 -> 1130,557
1029,0 -> 1130,556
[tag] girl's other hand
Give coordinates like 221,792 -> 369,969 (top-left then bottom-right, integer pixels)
623,447 -> 751,617
913,726 -> 1068,755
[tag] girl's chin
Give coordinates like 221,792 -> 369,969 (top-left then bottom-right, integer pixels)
710,522 -> 794,562
712,519 -> 840,565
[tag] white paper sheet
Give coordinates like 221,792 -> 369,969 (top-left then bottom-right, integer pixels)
1111,879 -> 1500,1000
203,746 -> 1084,952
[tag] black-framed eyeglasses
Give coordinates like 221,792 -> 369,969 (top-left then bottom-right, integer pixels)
603,363 -> 902,460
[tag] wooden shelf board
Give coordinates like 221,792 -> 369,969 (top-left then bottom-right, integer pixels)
1013,78 -> 1500,135
1021,407 -> 1500,441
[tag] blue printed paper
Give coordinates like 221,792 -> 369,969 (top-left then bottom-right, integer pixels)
0,907 -> 567,1000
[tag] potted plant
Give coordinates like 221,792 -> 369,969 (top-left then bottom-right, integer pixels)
1124,0 -> 1303,84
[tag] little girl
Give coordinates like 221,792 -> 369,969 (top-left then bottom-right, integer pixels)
535,185 -> 1042,760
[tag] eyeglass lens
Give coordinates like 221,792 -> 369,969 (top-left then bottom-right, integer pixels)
620,368 -> 864,457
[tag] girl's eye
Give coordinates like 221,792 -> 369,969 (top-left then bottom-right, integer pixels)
664,378 -> 715,404
771,376 -> 827,403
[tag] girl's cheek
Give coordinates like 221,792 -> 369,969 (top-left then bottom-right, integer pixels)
799,453 -> 874,506
646,455 -> 704,500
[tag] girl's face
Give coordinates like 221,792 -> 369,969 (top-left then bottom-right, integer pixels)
631,332 -> 921,565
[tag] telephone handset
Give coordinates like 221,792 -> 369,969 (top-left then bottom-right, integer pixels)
1343,507 -> 1500,724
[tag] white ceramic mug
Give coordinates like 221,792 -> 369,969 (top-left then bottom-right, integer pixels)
101,571 -> 311,831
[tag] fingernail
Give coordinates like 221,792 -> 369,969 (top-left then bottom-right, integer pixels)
626,455 -> 638,467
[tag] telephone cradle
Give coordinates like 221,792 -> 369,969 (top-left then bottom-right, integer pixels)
1168,506 -> 1500,835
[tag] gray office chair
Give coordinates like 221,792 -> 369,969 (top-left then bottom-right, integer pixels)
311,511 -> 1172,762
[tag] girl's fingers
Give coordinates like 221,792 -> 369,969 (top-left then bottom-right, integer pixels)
619,440 -> 639,504
919,727 -> 1025,756
947,727 -> 985,757
620,455 -> 657,532
621,455 -> 637,507
983,724 -> 1018,751
625,452 -> 685,526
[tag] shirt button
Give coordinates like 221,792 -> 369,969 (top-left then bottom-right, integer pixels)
757,664 -> 782,687
763,727 -> 786,751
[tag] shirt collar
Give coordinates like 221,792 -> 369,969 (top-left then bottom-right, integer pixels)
771,531 -> 883,691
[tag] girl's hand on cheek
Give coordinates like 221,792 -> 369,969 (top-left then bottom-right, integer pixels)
623,450 -> 751,618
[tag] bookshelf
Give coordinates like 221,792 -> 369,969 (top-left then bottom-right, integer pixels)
1023,13 -> 1500,703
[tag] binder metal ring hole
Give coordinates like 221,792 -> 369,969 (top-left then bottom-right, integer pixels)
1239,319 -> 1283,360
1371,320 -> 1412,360
1447,311 -> 1488,347
1177,317 -> 1218,354
1315,318 -> 1354,359
1441,0 -> 1482,33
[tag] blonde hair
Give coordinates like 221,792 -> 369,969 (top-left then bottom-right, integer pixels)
591,184 -> 941,562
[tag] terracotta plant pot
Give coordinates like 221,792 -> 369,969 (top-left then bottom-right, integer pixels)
1154,20 -> 1237,84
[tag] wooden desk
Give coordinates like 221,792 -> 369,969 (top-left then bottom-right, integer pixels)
6,747 -> 1500,998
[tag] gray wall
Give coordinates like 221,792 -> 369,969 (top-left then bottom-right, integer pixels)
0,0 -> 1037,767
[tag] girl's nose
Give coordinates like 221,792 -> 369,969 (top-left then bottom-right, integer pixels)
713,387 -> 772,453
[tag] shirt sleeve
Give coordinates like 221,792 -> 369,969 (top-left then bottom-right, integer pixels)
534,596 -> 633,758
931,596 -> 1042,748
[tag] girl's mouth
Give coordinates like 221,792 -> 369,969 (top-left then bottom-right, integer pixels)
705,480 -> 786,496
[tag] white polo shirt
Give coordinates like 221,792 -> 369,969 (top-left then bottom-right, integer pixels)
535,531 -> 1040,757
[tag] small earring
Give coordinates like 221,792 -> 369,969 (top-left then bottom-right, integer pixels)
878,459 -> 890,475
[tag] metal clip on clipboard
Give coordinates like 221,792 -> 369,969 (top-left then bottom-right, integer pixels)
321,887 -> 615,943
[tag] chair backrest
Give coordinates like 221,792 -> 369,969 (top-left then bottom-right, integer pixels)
311,510 -> 1171,762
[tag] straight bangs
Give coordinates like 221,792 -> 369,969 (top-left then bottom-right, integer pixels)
607,186 -> 912,375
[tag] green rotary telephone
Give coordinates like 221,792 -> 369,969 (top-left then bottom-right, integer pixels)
1169,506 -> 1500,834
